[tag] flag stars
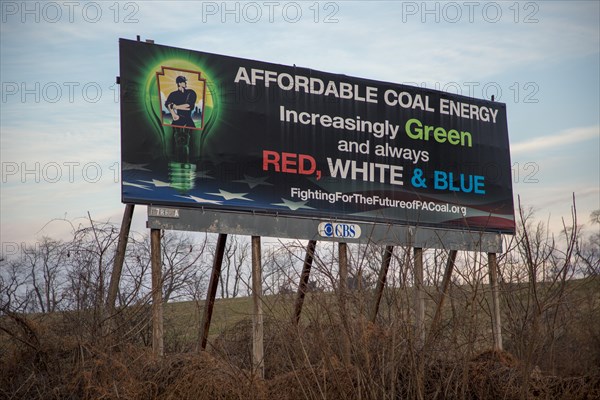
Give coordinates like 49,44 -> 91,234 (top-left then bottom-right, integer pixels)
207,189 -> 253,201
272,198 -> 314,211
233,175 -> 273,189
176,195 -> 223,205
123,181 -> 152,190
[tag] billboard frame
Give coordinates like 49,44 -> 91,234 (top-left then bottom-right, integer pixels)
146,206 -> 503,253
113,38 -> 508,378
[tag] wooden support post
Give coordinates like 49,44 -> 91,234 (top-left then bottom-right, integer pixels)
199,233 -> 227,351
369,245 -> 394,323
413,247 -> 425,400
151,228 -> 164,357
339,242 -> 348,295
430,250 -> 458,336
106,204 -> 134,313
488,252 -> 503,351
293,239 -> 317,325
251,236 -> 264,378
414,247 -> 425,347
338,242 -> 351,365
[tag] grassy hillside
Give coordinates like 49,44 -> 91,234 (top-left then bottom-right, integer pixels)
1,278 -> 599,399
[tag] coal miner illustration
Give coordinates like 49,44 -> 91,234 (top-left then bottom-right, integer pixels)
165,75 -> 197,128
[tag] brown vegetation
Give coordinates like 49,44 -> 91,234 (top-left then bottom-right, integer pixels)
1,303 -> 599,399
1,205 -> 599,399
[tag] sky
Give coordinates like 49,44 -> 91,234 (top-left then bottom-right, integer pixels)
1,0 -> 599,253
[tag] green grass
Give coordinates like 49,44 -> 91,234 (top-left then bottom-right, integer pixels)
160,276 -> 600,354
162,293 -> 300,350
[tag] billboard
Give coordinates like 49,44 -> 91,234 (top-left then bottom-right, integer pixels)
120,39 -> 515,234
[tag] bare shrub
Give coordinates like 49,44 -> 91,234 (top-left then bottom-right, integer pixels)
1,204 -> 599,399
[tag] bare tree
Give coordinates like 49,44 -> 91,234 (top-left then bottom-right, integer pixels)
576,209 -> 600,276
219,235 -> 251,298
117,233 -> 152,308
21,237 -> 68,313
64,219 -> 118,312
499,198 -> 588,381
0,256 -> 34,314
160,232 -> 208,303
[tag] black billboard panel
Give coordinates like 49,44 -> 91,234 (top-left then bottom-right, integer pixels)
120,39 -> 515,233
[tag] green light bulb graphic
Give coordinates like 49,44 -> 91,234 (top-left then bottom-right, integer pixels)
140,58 -> 220,195
168,127 -> 196,192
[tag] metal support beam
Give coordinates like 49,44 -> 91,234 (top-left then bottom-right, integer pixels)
251,236 -> 264,378
369,245 -> 394,323
106,204 -> 134,312
293,240 -> 317,325
148,206 -> 504,253
488,252 -> 503,351
199,233 -> 227,351
151,228 -> 164,357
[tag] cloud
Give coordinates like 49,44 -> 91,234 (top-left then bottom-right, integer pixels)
511,125 -> 599,155
2,0 -> 598,245
514,185 -> 599,234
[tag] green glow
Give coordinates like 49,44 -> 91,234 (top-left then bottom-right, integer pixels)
168,162 -> 196,192
137,53 -> 221,159
129,49 -> 222,193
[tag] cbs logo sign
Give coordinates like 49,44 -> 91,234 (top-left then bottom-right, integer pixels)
317,222 -> 362,239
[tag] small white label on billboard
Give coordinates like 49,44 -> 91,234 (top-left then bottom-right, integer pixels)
318,222 -> 361,239
149,207 -> 180,218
